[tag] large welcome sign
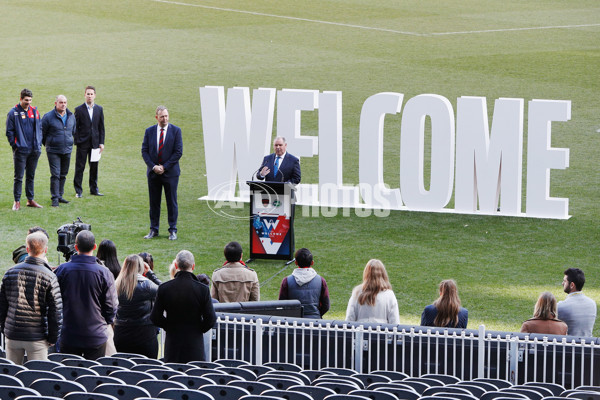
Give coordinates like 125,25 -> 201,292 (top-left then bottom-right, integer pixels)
199,86 -> 571,219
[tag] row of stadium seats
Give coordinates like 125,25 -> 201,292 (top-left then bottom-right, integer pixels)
0,353 -> 598,400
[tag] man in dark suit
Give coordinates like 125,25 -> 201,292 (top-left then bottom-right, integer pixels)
141,106 -> 182,240
73,86 -> 105,197
257,136 -> 301,184
150,250 -> 216,362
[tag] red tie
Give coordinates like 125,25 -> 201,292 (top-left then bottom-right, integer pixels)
158,128 -> 165,164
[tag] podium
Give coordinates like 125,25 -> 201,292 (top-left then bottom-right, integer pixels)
247,181 -> 296,260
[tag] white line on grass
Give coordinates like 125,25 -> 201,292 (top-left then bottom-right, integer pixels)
151,0 -> 600,37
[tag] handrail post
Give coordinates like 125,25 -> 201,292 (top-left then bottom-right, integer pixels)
354,327 -> 364,373
255,318 -> 263,365
478,324 -> 485,378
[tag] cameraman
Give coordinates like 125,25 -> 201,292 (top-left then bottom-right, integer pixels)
55,230 -> 117,359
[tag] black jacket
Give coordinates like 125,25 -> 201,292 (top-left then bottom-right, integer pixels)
115,274 -> 159,327
150,271 -> 216,362
74,103 -> 105,148
0,256 -> 62,343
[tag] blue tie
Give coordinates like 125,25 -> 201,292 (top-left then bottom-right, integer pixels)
273,156 -> 280,178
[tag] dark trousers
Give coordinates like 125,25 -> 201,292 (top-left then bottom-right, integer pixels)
114,324 -> 158,359
60,341 -> 106,360
47,152 -> 71,201
73,145 -> 99,195
148,173 -> 178,234
13,150 -> 41,201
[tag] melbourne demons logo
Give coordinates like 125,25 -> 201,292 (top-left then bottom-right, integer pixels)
252,214 -> 290,254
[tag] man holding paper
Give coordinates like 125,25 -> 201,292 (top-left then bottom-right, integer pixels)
74,86 -> 105,197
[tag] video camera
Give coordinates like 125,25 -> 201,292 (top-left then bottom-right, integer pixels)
57,217 -> 91,261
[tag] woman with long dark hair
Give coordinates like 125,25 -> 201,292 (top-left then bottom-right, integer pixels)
345,259 -> 400,324
520,292 -> 567,335
421,279 -> 468,328
114,254 -> 159,358
97,239 -> 121,280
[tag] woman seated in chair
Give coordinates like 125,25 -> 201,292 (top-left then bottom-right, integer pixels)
520,291 -> 567,335
421,279 -> 468,329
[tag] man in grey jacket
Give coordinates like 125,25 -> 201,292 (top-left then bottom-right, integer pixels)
42,95 -> 75,207
0,232 -> 62,364
558,268 -> 597,337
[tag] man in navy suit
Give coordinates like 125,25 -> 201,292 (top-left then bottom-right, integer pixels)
257,137 -> 301,184
141,106 -> 183,241
73,86 -> 105,197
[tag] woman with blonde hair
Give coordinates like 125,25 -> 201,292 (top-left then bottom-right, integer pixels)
346,259 -> 400,324
421,279 -> 468,328
113,254 -> 159,358
520,292 -> 567,335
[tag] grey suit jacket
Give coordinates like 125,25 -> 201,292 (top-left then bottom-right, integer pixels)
557,292 -> 597,337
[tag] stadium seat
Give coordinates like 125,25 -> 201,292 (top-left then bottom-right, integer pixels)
500,388 -> 544,400
0,374 -> 23,387
263,362 -> 302,372
264,370 -> 311,385
158,388 -> 216,400
62,359 -> 101,368
202,373 -> 243,385
130,358 -> 164,366
0,385 -> 40,399
30,379 -> 87,398
229,380 -> 276,394
145,368 -> 185,380
64,392 -> 119,400
474,379 -> 513,389
52,365 -> 99,379
215,366 -> 257,381
430,392 -> 479,400
423,387 -> 473,397
74,376 -> 126,392
512,386 -> 554,398
565,392 -> 600,400
239,396 -> 284,400
320,367 -> 356,376
108,370 -> 156,385
395,380 -> 430,394
164,363 -> 196,372
316,381 -> 361,394
263,389 -> 312,400
574,387 -> 600,393
259,377 -> 306,390
288,384 -> 337,400
14,370 -> 65,387
350,373 -> 391,387
418,396 -> 462,400
215,359 -> 251,367
367,382 -> 419,392
23,360 -> 63,370
90,365 -> 127,376
48,353 -> 84,362
372,387 -> 420,400
299,369 -> 335,382
348,389 -> 398,400
131,364 -> 167,373
112,353 -> 143,359
0,358 -> 15,365
422,374 -> 462,385
314,375 -> 364,388
541,397 -> 571,400
371,370 -> 409,381
0,364 -> 27,376
137,379 -> 188,397
93,383 -> 151,400
446,384 -> 487,397
524,383 -> 565,396
460,381 -> 501,392
97,357 -> 136,369
168,375 -> 216,389
200,384 -> 251,400
405,377 -> 445,387
480,391 -> 530,400
321,394 -> 371,400
188,361 -> 221,369
240,364 -> 276,377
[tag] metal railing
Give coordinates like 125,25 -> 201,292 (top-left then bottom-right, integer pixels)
210,314 -> 599,389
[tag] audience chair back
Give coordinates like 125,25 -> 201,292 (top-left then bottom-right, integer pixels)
74,375 -> 126,392
93,383 -> 151,400
239,364 -> 275,377
421,374 -> 462,385
315,381 -> 361,394
0,385 -> 40,399
524,382 -> 565,396
23,360 -> 63,370
62,359 -> 101,368
263,362 -> 302,372
228,380 -> 276,394
288,385 -> 337,400
90,365 -> 126,376
480,391 -> 530,400
348,390 -> 399,400
52,365 -> 99,380
168,375 -> 216,389
0,364 -> 27,376
48,353 -> 84,362
372,370 -> 409,381
145,368 -> 185,380
202,373 -> 243,385
351,373 -> 391,387
64,392 -> 120,400
200,384 -> 251,400
215,359 -> 251,367
30,378 -> 87,398
97,357 -> 136,369
372,387 -> 420,400
215,366 -> 257,381
108,370 -> 156,385
258,377 -> 305,390
263,389 -> 313,400
14,370 -> 65,387
137,379 -> 187,397
0,374 -> 23,388
264,370 -> 311,385
130,357 -> 163,366
158,388 -> 217,400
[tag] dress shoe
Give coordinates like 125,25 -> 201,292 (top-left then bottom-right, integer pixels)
144,230 -> 158,239
51,200 -> 59,207
75,193 -> 83,198
12,201 -> 20,211
169,232 -> 178,241
58,198 -> 70,204
26,200 -> 43,208
90,191 -> 104,196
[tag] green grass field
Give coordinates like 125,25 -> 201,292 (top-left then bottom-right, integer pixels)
1,0 -> 598,336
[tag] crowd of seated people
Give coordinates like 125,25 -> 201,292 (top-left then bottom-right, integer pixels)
1,227 -> 597,364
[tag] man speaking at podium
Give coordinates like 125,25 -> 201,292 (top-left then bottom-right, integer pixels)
257,137 -> 301,184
